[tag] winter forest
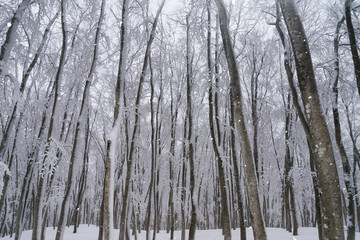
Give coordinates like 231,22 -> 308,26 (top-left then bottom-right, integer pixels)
0,0 -> 360,239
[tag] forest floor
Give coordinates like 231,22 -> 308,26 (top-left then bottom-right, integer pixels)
1,225 -> 359,240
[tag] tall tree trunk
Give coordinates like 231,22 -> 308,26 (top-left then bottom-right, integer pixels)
118,2 -> 165,239
55,1 -> 104,239
167,65 -> 179,239
283,93 -> 292,233
32,0 -> 68,238
185,13 -> 197,240
332,16 -> 355,240
145,54 -> 156,240
273,2 -> 323,237
279,0 -> 344,239
214,0 -> 267,239
207,3 -> 231,239
180,116 -> 187,240
103,0 -> 129,239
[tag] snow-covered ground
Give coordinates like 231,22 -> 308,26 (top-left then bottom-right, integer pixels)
1,225 -> 360,240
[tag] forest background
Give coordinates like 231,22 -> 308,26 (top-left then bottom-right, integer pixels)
0,0 -> 359,240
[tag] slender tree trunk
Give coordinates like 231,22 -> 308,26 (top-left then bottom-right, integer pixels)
230,92 -> 246,240
102,0 -> 129,239
185,13 -> 197,240
73,115 -> 90,233
32,1 -> 68,238
118,2 -> 165,239
181,116 -> 187,240
284,94 -> 292,233
167,70 -> 179,239
55,1 -> 104,239
279,1 -> 344,239
332,16 -> 355,240
214,0 -> 267,239
145,54 -> 156,240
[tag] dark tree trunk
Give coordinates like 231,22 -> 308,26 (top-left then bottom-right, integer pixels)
186,13 -> 197,240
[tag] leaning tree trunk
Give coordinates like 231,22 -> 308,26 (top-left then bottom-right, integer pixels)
214,0 -> 267,239
207,2 -> 231,239
273,2 -> 322,238
279,0 -> 344,239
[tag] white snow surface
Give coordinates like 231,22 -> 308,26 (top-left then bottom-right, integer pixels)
1,225 -> 359,240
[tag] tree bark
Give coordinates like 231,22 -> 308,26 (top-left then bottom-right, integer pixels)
207,3 -> 231,239
279,0 -> 344,239
229,92 -> 246,240
186,13 -> 197,240
273,2 -> 322,237
214,0 -> 267,239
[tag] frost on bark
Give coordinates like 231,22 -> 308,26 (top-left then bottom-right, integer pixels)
118,1 -> 165,239
55,0 -> 105,239
0,0 -> 31,76
103,0 -> 129,239
32,0 -> 68,239
214,0 -> 267,239
279,0 -> 344,239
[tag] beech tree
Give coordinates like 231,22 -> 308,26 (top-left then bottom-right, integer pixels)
279,0 -> 344,239
214,0 -> 267,239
